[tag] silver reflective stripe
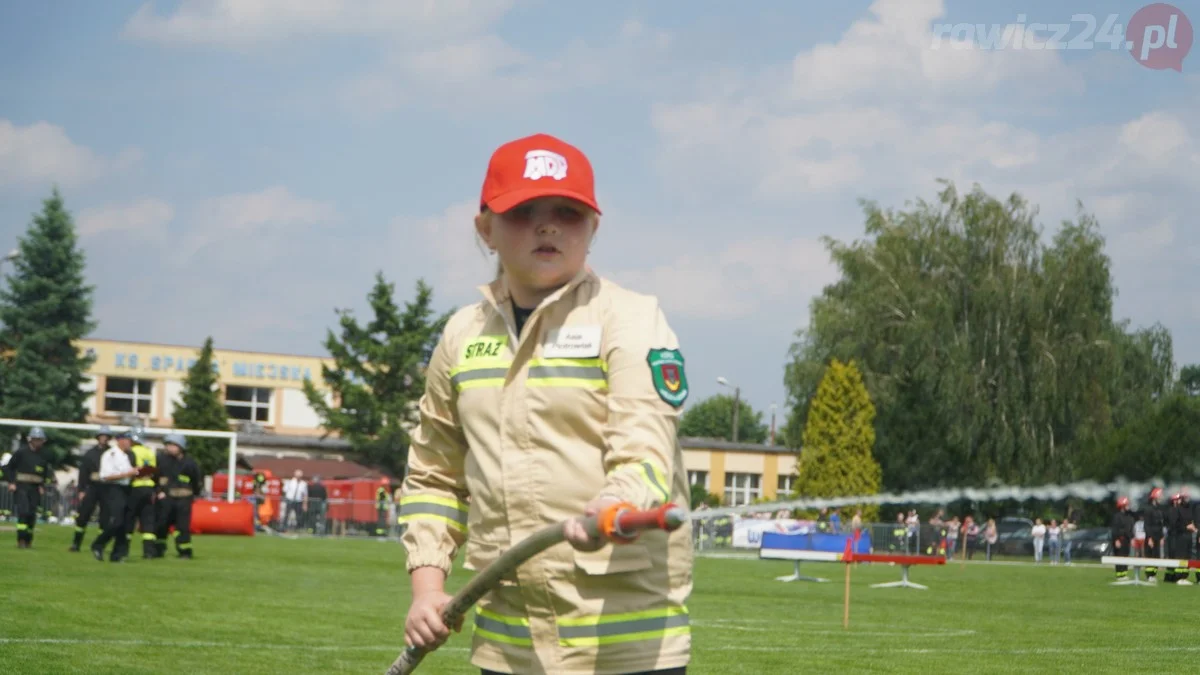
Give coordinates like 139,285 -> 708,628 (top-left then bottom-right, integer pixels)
450,367 -> 508,387
475,615 -> 532,640
526,366 -> 606,380
398,502 -> 468,528
557,612 -> 690,640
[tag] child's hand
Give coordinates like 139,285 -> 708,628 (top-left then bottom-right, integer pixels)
565,496 -> 622,552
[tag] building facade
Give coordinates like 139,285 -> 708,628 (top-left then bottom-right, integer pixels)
72,338 -> 798,501
78,338 -> 334,437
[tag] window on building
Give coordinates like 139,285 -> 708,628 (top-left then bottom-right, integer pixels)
104,378 -> 153,415
724,472 -> 761,506
687,470 -> 709,491
777,473 -> 794,497
225,385 -> 272,422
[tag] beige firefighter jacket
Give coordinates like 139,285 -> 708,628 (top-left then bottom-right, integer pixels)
400,266 -> 694,675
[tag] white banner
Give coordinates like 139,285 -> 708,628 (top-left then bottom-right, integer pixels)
733,518 -> 817,548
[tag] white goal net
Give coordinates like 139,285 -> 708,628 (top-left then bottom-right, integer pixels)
0,417 -> 241,502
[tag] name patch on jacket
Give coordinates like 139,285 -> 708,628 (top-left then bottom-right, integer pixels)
542,325 -> 601,358
462,335 -> 507,361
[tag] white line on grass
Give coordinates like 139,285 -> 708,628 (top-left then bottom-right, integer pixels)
0,638 -> 469,653
692,619 -> 975,637
699,645 -> 1200,655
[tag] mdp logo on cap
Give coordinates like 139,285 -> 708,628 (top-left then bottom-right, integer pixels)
1127,3 -> 1193,71
523,149 -> 568,181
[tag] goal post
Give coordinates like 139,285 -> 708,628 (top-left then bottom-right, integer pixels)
0,417 -> 241,502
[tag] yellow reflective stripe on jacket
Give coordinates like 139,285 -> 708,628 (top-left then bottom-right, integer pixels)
474,608 -> 533,647
557,607 -> 689,647
449,359 -> 510,391
526,357 -> 607,389
397,495 -> 468,533
607,461 -> 670,503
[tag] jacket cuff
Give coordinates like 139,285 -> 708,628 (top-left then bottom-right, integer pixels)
599,460 -> 671,510
405,554 -> 454,577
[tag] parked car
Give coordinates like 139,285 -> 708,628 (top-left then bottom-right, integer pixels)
1064,527 -> 1110,560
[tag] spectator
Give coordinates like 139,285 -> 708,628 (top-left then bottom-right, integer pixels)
282,469 -> 308,532
964,516 -> 980,559
1048,519 -> 1061,564
1062,518 -> 1077,565
946,516 -> 960,560
307,475 -> 328,534
984,518 -> 998,561
1032,518 -> 1046,563
905,509 -> 920,553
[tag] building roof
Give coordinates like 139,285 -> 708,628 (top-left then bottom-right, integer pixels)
680,437 -> 797,454
248,455 -> 388,480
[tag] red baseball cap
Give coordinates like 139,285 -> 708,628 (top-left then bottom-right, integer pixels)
479,133 -> 601,215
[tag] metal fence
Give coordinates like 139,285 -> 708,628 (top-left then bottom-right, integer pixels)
685,511 -> 1117,563
7,484 -> 1192,563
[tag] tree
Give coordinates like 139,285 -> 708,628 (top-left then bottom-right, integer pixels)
783,181 -> 1173,490
689,483 -> 719,509
171,336 -> 231,476
793,358 -> 882,521
0,188 -> 96,466
1179,364 -> 1200,397
304,273 -> 452,477
679,394 -> 768,444
1078,392 -> 1200,484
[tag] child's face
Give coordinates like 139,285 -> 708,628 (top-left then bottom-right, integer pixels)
480,196 -> 596,297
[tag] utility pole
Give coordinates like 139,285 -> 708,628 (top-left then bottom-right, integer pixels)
717,376 -> 741,443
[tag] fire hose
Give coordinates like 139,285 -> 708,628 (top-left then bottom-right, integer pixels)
385,501 -> 688,675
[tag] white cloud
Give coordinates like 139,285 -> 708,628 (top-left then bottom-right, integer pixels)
391,200 -> 495,305
341,13 -> 674,116
0,119 -> 140,189
77,198 -> 174,238
122,0 -> 515,47
182,185 -> 341,256
789,0 -> 1083,103
608,236 -> 838,321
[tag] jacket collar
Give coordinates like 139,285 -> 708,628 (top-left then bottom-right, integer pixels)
478,265 -> 597,314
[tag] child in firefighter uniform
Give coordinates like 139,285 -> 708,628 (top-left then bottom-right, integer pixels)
153,434 -> 201,559
400,133 -> 693,675
4,427 -> 51,549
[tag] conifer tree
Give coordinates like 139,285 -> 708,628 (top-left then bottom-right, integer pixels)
794,358 -> 883,522
0,188 -> 96,465
171,336 -> 230,475
304,273 -> 451,476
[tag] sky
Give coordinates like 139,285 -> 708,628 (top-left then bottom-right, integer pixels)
2,0 -> 1198,426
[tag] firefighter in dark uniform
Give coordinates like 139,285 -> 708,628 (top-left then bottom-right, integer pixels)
121,432 -> 159,558
375,478 -> 390,537
1142,487 -> 1166,583
4,427 -> 51,549
1165,492 -> 1194,584
153,434 -> 201,559
70,425 -> 113,552
1110,496 -> 1135,581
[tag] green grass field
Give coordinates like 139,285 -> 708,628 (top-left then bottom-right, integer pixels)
2,525 -> 1196,674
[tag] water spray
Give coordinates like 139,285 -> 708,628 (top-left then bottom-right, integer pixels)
691,478 -> 1200,520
